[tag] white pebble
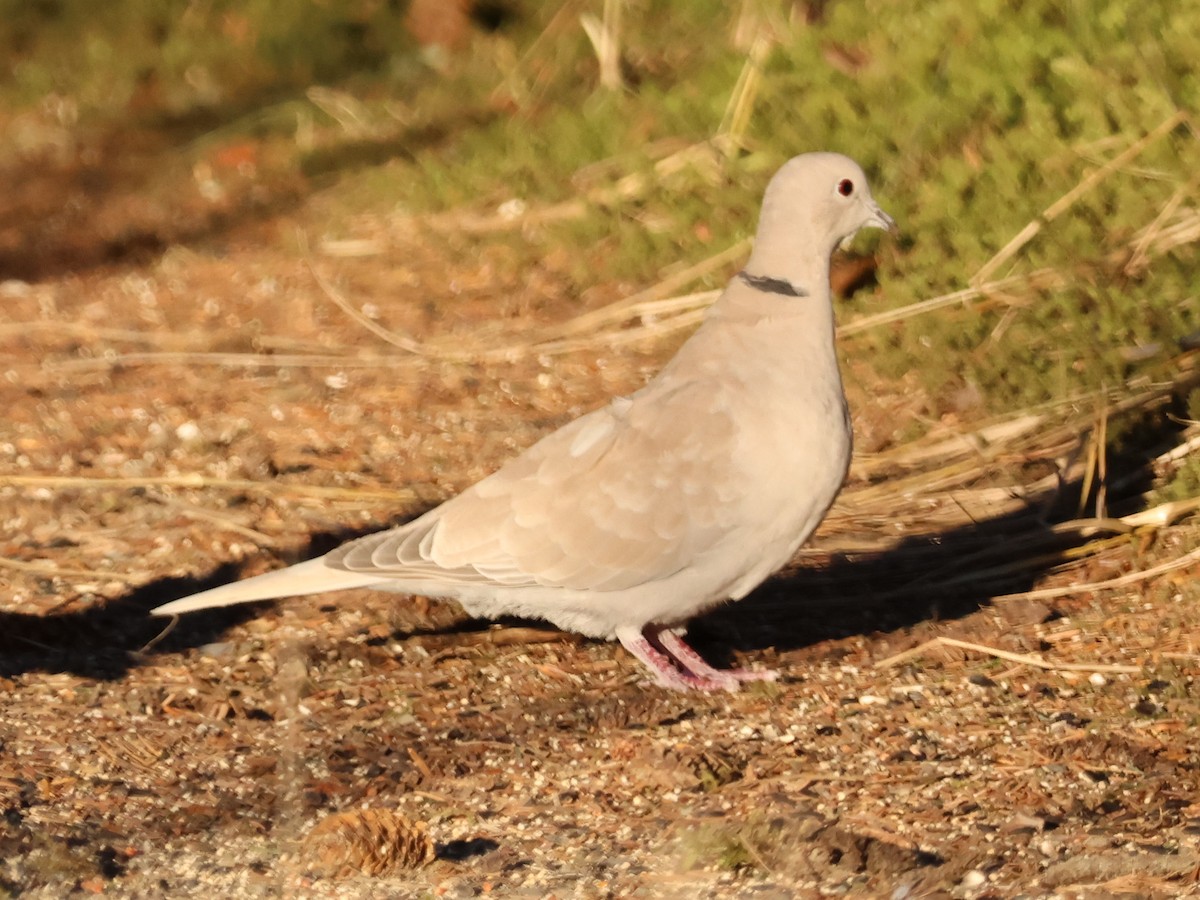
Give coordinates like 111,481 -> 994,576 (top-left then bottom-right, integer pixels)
961,869 -> 986,888
497,198 -> 527,220
175,421 -> 201,442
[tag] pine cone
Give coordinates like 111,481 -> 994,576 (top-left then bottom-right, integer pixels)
304,808 -> 436,878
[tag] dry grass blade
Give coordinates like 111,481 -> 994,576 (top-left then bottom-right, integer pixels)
36,128 -> 1200,377
580,0 -> 624,91
876,636 -> 1142,674
0,557 -> 145,582
457,626 -> 580,647
1,321 -> 203,346
42,350 -> 423,373
853,358 -> 1200,486
991,542 -> 1200,605
0,473 -> 425,504
490,0 -> 583,111
972,109 -> 1189,285
1124,169 -> 1200,276
306,87 -> 382,139
546,240 -> 746,337
717,31 -> 775,152
403,140 -> 722,236
842,268 -> 1067,336
307,238 -> 740,364
150,494 -> 285,549
309,264 -> 436,356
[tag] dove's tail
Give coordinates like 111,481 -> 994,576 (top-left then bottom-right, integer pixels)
151,557 -> 381,616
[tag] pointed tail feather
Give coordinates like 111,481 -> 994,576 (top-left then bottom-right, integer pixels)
151,557 -> 382,616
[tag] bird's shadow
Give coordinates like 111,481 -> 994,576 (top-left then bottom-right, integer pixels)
693,498 -> 1091,668
693,408 -> 1177,666
0,407 -> 1179,680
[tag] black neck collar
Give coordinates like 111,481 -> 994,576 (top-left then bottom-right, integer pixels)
738,271 -> 807,298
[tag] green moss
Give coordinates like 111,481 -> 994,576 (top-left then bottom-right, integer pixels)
1151,455 -> 1200,506
677,816 -> 780,872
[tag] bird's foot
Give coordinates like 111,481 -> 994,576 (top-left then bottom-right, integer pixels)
616,625 -> 778,692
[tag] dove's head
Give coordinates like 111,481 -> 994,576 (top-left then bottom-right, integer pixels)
745,152 -> 894,290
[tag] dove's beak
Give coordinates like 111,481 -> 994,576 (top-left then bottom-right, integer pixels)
865,204 -> 897,233
839,204 -> 897,251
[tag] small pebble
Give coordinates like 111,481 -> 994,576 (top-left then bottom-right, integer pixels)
497,198 -> 527,220
1088,672 -> 1106,687
175,421 -> 201,442
961,869 -> 987,888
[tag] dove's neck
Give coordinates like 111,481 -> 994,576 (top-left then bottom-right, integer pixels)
714,242 -> 835,331
742,214 -> 839,297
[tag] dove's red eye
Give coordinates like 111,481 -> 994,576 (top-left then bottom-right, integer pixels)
837,179 -> 854,197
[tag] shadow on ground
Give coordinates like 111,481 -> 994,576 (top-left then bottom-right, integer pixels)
0,97 -> 495,283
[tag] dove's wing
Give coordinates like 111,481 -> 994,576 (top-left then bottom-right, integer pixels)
327,379 -> 744,593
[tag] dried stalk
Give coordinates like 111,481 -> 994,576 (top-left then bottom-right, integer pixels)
991,542 -> 1200,605
876,636 -> 1142,674
580,0 -> 624,91
972,109 -> 1188,285
0,473 -> 424,504
0,557 -> 145,582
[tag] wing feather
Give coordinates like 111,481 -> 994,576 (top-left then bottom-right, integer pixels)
326,383 -> 743,594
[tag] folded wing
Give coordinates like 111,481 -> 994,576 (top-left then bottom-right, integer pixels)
328,381 -> 744,594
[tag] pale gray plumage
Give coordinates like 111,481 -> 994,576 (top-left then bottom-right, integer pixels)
153,152 -> 894,691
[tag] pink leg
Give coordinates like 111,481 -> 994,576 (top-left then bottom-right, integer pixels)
615,625 -> 777,692
615,626 -> 730,691
657,628 -> 778,685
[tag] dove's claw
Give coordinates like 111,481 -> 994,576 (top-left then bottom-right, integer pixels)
617,625 -> 777,692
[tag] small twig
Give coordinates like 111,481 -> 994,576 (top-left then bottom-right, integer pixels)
151,494 -> 285,549
0,473 -> 424,503
138,617 -> 179,657
0,557 -> 145,582
406,747 -> 435,781
991,543 -> 1200,605
876,636 -> 1141,674
309,264 -> 434,356
1124,169 -> 1200,276
1121,495 -> 1200,529
840,268 -> 1068,336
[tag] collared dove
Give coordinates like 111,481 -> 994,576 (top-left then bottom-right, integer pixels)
153,152 -> 894,691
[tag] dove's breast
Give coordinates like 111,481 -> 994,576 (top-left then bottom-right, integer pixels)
701,319 -> 853,600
